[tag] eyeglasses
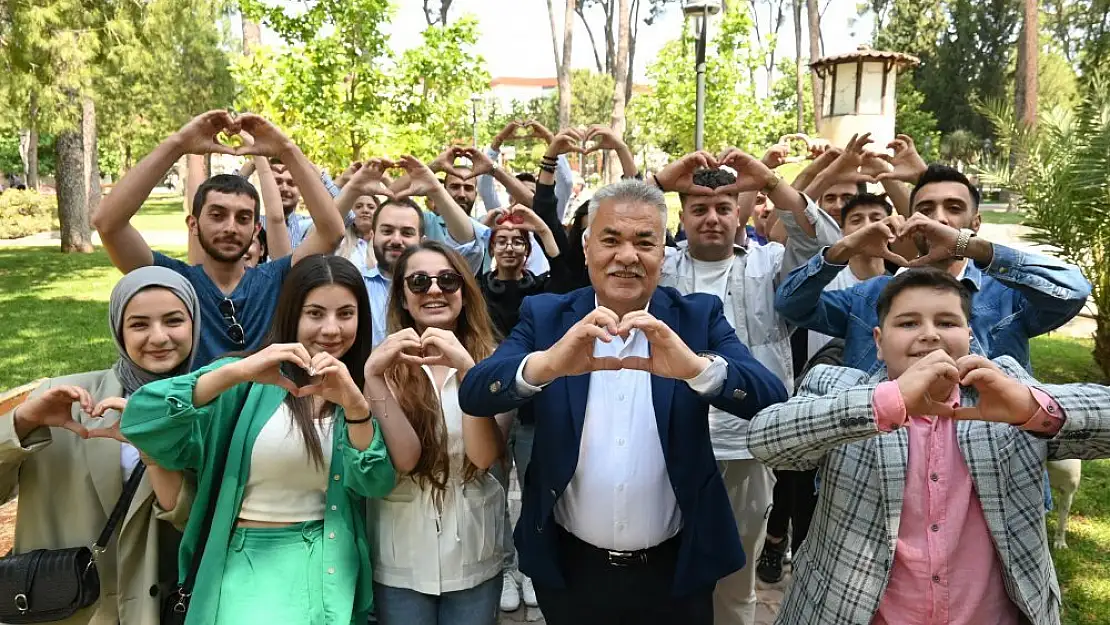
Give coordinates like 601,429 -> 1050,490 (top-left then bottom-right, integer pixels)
218,297 -> 246,345
404,271 -> 464,294
492,240 -> 527,252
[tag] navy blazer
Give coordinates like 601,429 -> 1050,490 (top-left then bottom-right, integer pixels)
458,286 -> 788,596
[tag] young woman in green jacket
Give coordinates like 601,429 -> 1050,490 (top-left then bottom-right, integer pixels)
121,255 -> 421,625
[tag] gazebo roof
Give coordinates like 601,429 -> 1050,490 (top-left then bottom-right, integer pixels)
810,45 -> 920,72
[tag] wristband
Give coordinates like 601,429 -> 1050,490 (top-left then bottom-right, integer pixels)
345,413 -> 373,425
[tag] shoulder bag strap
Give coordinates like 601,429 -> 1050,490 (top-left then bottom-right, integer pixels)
92,462 -> 148,551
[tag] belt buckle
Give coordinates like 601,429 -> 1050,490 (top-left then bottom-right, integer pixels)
606,549 -> 647,567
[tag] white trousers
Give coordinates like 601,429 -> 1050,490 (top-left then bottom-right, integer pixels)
713,459 -> 776,625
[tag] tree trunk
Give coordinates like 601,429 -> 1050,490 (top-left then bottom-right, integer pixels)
625,0 -> 640,106
1015,0 -> 1038,128
55,117 -> 93,254
558,0 -> 577,129
26,92 -> 39,190
241,14 -> 261,55
794,0 -> 805,132
806,0 -> 824,128
83,97 -> 101,220
608,0 -> 631,184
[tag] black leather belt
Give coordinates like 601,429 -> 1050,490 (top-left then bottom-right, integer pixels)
557,525 -> 679,568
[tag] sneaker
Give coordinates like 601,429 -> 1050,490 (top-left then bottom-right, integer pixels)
500,570 -> 521,612
756,538 -> 787,584
521,575 -> 538,607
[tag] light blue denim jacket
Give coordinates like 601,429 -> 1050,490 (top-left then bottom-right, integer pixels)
774,243 -> 1092,373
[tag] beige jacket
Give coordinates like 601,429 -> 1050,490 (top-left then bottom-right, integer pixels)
0,370 -> 194,625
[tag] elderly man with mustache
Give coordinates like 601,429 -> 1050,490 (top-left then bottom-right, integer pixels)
458,179 -> 788,625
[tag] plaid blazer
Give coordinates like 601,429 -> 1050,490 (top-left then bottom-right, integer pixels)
747,356 -> 1110,625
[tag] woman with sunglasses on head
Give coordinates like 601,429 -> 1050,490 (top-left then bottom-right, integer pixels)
0,266 -> 197,625
120,255 -> 421,625
365,241 -> 508,625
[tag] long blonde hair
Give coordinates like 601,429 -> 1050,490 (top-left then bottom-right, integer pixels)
385,241 -> 497,498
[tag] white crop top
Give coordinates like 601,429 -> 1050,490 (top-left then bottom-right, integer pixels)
238,403 -> 335,523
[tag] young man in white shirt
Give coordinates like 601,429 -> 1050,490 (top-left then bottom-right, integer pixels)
652,149 -> 841,625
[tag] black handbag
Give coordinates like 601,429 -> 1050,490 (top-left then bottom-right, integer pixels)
161,385 -> 250,625
0,463 -> 148,623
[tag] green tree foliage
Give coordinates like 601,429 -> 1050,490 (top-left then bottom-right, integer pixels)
894,75 -> 941,162
916,0 -> 1019,138
628,6 -> 773,157
235,2 -> 488,170
94,0 -> 235,176
768,58 -> 815,141
977,78 -> 1110,380
236,0 -> 394,168
388,17 -> 491,158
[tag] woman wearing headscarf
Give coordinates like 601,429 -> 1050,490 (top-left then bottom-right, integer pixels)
0,266 -> 199,624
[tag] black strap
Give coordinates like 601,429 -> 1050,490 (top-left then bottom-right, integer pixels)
93,462 -> 148,549
178,384 -> 252,594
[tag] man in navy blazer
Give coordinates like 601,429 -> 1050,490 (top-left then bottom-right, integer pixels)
459,178 -> 787,625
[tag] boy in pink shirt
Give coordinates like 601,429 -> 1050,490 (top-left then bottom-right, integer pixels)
747,268 -> 1110,625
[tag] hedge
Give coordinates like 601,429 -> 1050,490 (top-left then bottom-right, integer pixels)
0,190 -> 56,239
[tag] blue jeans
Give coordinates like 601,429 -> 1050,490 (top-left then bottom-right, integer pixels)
373,574 -> 502,625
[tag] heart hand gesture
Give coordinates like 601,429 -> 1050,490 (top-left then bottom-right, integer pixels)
826,133 -> 877,184
611,311 -> 711,380
526,121 -> 556,146
761,144 -> 791,170
392,156 -> 443,201
545,128 -> 586,158
876,134 -> 928,184
85,397 -> 131,443
366,329 -> 424,378
463,147 -> 496,179
654,151 -> 720,195
717,148 -> 777,194
895,350 -> 961,417
345,159 -> 395,199
897,213 -> 963,267
231,343 -> 315,396
173,110 -> 240,157
14,385 -> 95,438
429,146 -> 470,179
952,355 -> 1040,425
524,307 -> 626,384
299,352 -> 368,414
235,114 -> 296,159
583,125 -> 626,154
412,328 -> 476,374
834,214 -> 910,266
493,121 -> 524,148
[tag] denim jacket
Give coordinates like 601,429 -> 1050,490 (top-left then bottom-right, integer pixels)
774,243 -> 1091,373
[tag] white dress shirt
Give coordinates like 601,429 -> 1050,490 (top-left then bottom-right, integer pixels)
514,320 -> 727,551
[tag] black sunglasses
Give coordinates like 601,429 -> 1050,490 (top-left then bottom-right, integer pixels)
218,297 -> 246,345
404,271 -> 464,294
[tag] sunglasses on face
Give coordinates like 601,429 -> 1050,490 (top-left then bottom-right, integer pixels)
218,297 -> 246,345
404,271 -> 464,294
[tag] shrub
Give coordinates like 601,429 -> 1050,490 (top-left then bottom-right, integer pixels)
0,190 -> 57,239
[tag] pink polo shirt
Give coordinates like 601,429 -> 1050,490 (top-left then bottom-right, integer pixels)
870,381 -> 1063,625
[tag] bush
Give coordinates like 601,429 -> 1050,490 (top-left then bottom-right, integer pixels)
0,190 -> 57,239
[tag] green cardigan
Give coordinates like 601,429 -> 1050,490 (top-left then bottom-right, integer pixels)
120,358 -> 396,625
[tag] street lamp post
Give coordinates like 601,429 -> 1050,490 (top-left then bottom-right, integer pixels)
683,0 -> 721,151
470,94 -> 481,148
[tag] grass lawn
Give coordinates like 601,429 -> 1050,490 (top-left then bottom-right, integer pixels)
980,209 -> 1028,225
129,193 -> 189,232
0,244 -> 1108,621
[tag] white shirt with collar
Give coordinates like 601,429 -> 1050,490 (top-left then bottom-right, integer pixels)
513,304 -> 727,552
